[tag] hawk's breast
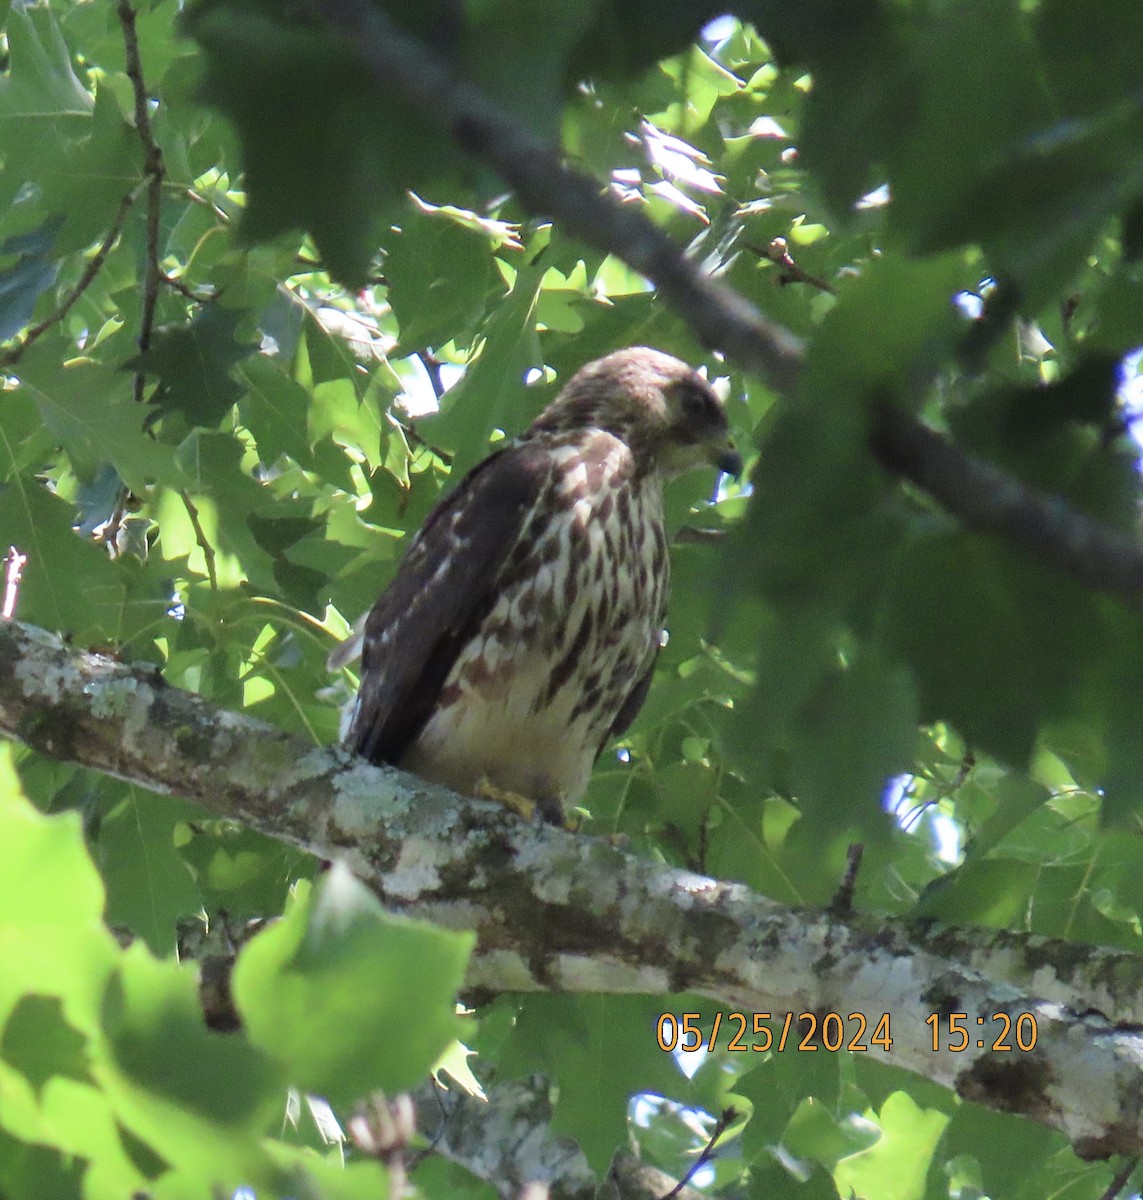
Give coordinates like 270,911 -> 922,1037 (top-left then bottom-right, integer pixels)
400,430 -> 668,807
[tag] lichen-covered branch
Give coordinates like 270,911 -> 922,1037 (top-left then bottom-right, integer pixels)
3,620 -> 1143,1155
411,1077 -> 597,1200
412,1077 -> 707,1200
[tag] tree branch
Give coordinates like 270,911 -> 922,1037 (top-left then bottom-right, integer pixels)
313,0 -> 1143,609
314,0 -> 804,396
412,1076 -> 597,1200
869,400 -> 1143,601
117,0 -> 166,406
4,618 -> 1143,1158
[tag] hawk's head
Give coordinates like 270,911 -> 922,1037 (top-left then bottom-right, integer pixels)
531,347 -> 743,479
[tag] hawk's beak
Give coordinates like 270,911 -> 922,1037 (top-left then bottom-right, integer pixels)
711,439 -> 743,479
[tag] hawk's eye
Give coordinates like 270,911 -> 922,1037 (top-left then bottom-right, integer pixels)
679,382 -> 718,424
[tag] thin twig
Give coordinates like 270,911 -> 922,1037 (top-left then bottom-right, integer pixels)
1099,1157 -> 1137,1200
955,284 -> 1020,377
398,417 -> 454,465
416,349 -> 446,401
94,486 -> 133,559
117,0 -> 166,404
2,547 -> 27,620
747,237 -> 837,295
160,270 -> 214,302
347,1092 -> 416,1200
828,843 -> 864,916
0,190 -> 136,369
674,526 -> 726,546
952,749 -> 975,791
180,491 -> 219,591
658,1107 -> 736,1200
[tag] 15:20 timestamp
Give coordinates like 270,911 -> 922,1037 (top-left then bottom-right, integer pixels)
925,1012 -> 1038,1052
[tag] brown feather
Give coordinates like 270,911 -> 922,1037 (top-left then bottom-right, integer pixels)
346,442 -> 552,763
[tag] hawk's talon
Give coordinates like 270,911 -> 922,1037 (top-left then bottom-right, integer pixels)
474,778 -> 576,829
474,777 -> 538,822
562,808 -> 587,834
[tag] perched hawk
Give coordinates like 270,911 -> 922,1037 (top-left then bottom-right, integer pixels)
342,347 -> 741,820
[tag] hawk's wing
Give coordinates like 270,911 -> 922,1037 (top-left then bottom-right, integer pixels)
345,441 -> 551,765
605,657 -> 657,745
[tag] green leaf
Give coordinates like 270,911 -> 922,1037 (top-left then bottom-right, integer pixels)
0,746 -> 119,1155
38,86 -> 137,256
133,305 -> 255,426
385,200 -> 498,352
0,747 -> 106,931
783,1097 -> 880,1168
884,0 -> 1049,244
571,0 -> 719,82
177,819 -> 314,917
0,995 -> 93,1096
90,783 -> 205,954
962,776 -> 1050,862
0,221 -> 61,342
184,3 -> 450,287
498,994 -> 684,1172
267,1150 -> 391,1200
736,1038 -> 847,1194
801,254 -> 968,404
915,858 -> 1040,926
0,1129 -> 86,1200
732,404 -> 897,614
463,0 -> 602,141
832,1090 -> 949,1200
0,6 -> 92,219
939,1099 -> 1060,1200
796,5 -> 911,216
17,339 -> 179,492
1037,0 -> 1143,117
880,534 -> 1113,766
61,0 -> 192,93
102,944 -> 283,1127
1092,617 -> 1143,824
166,431 -> 279,591
0,479 -> 122,636
236,355 -> 317,467
417,261 -> 544,474
788,650 -> 917,826
232,863 -> 471,1106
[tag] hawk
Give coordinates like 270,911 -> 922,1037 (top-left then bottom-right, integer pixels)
341,347 -> 741,821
